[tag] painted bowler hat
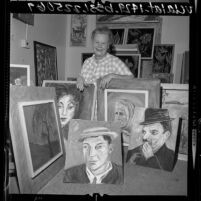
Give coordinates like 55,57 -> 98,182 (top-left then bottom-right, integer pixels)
140,108 -> 174,125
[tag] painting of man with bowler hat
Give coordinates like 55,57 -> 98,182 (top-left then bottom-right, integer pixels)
126,108 -> 175,171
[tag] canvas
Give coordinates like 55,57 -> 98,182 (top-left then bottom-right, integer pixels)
161,84 -> 189,161
9,86 -> 65,193
63,119 -> 123,184
110,28 -> 125,45
97,78 -> 160,121
127,107 -> 179,172
34,41 -> 57,86
10,64 -> 30,86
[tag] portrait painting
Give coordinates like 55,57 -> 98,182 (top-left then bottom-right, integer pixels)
10,64 -> 30,86
34,41 -> 57,86
18,100 -> 63,178
9,86 -> 65,193
115,51 -> 141,78
161,84 -> 189,161
63,119 -> 123,184
127,107 -> 180,172
126,28 -> 155,59
82,53 -> 93,64
152,44 -> 175,74
97,78 -> 160,121
104,89 -> 148,146
70,15 -> 87,47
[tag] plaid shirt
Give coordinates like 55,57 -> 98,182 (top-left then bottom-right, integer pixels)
81,53 -> 132,84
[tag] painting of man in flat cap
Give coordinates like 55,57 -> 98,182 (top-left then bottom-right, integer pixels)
63,120 -> 123,184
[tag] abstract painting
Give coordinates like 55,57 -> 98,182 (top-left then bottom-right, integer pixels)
70,15 -> 87,46
18,100 -> 63,178
127,107 -> 179,172
110,28 -> 125,45
63,119 -> 123,184
126,28 -> 155,59
10,64 -> 30,86
152,44 -> 175,74
34,41 -> 57,86
161,84 -> 189,161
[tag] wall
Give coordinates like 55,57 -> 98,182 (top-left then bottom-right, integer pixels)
10,14 -> 67,85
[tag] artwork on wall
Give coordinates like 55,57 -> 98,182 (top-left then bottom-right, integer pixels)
9,86 -> 64,193
18,100 -> 63,178
97,78 -> 160,121
63,119 -> 123,184
110,28 -> 126,45
126,28 -> 155,59
42,80 -> 96,121
161,84 -> 189,161
127,107 -> 179,172
104,89 -> 148,146
81,53 -> 93,64
152,44 -> 175,74
10,64 -> 31,86
152,73 -> 174,83
13,13 -> 34,25
34,41 -> 57,86
70,15 -> 87,47
115,50 -> 141,78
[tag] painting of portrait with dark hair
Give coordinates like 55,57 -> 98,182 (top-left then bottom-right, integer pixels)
63,119 -> 123,184
127,107 -> 179,172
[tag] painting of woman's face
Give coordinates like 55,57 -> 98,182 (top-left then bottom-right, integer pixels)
58,95 -> 76,127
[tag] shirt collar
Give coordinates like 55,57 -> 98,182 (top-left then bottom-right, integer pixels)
92,53 -> 109,63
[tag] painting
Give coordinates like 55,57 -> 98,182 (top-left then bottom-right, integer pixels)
34,41 -> 57,86
104,89 -> 148,146
126,28 -> 155,59
18,100 -> 63,178
115,51 -> 141,78
152,73 -> 174,83
13,13 -> 34,25
70,15 -> 87,47
161,84 -> 189,161
10,64 -> 30,86
42,80 -> 96,121
9,86 -> 65,193
152,44 -> 175,74
63,119 -> 123,184
127,107 -> 180,172
82,53 -> 93,64
97,78 -> 160,121
110,28 -> 125,45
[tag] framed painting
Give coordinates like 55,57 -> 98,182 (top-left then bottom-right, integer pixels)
110,27 -> 126,45
161,84 -> 189,161
34,41 -> 57,86
42,80 -> 96,121
63,119 -> 123,184
81,52 -> 93,64
10,64 -> 30,86
70,15 -> 87,47
115,50 -> 141,78
97,78 -> 160,121
18,100 -> 63,178
127,107 -> 180,172
125,27 -> 155,59
152,44 -> 175,74
13,13 -> 34,26
9,86 -> 65,193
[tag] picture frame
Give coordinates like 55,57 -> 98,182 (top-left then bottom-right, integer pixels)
9,86 -> 65,193
10,64 -> 31,86
152,44 -> 175,74
109,27 -> 126,45
161,84 -> 189,161
104,89 -> 149,121
42,80 -> 96,120
70,15 -> 87,47
81,52 -> 93,64
18,100 -> 63,178
125,27 -> 155,59
115,50 -> 141,78
34,41 -> 58,86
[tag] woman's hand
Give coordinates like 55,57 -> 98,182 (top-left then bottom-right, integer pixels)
76,75 -> 85,91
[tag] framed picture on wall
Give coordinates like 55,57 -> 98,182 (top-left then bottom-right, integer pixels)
152,44 -> 175,74
110,27 -> 126,45
115,50 -> 141,78
125,27 -> 155,59
34,41 -> 58,86
70,15 -> 87,47
10,64 -> 31,86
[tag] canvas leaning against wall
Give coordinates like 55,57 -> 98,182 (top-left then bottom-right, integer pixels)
63,119 -> 123,184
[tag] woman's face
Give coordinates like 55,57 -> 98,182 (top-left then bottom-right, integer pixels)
58,95 -> 76,128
